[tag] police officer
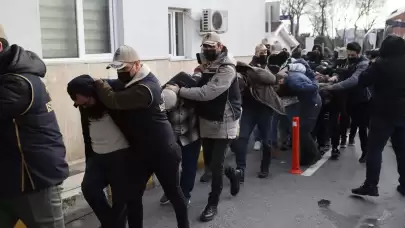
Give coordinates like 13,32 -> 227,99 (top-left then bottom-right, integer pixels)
166,32 -> 242,222
94,45 -> 189,228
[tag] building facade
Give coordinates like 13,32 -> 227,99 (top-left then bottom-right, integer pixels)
385,7 -> 405,38
0,0 -> 266,162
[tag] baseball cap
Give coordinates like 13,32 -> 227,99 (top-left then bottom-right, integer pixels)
201,32 -> 222,46
107,45 -> 140,70
0,24 -> 7,39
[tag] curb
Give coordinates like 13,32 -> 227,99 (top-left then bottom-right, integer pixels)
14,150 -> 204,228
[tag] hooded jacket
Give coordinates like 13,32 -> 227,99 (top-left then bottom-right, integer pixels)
236,61 -> 285,115
0,45 -> 68,197
358,35 -> 405,118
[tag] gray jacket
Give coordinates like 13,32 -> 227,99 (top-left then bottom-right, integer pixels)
179,52 -> 240,139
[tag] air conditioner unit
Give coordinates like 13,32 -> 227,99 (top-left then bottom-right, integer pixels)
200,9 -> 228,34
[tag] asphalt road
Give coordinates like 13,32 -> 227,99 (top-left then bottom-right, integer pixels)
66,139 -> 405,228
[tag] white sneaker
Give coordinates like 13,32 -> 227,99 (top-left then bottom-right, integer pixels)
254,141 -> 262,150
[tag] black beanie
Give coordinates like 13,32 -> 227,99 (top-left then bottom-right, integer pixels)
67,74 -> 97,101
346,42 -> 361,53
380,35 -> 405,58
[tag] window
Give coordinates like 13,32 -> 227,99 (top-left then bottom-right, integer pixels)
168,9 -> 185,57
39,0 -> 114,59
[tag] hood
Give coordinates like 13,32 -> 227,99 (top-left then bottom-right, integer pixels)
380,35 -> 405,58
0,44 -> 46,77
125,63 -> 151,88
288,63 -> 307,73
211,51 -> 237,67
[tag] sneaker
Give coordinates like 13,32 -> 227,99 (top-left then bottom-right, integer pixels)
351,184 -> 379,197
397,185 -> 405,196
200,205 -> 218,222
253,141 -> 262,150
348,138 -> 355,146
225,167 -> 241,196
160,194 -> 170,205
331,148 -> 340,160
200,171 -> 212,183
257,171 -> 269,178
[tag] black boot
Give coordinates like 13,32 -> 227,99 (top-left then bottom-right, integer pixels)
225,167 -> 241,196
351,183 -> 379,197
200,171 -> 212,183
200,204 -> 218,222
257,170 -> 269,178
359,153 -> 367,163
331,148 -> 340,160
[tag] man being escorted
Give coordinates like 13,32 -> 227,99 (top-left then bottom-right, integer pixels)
0,25 -> 69,227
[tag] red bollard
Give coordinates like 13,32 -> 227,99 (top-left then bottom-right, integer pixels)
290,116 -> 303,174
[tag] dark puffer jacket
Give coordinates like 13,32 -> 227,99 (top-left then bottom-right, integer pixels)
0,45 -> 68,197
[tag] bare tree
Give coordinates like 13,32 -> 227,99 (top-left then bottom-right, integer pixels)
309,0 -> 332,36
283,0 -> 312,36
353,0 -> 385,38
330,0 -> 355,42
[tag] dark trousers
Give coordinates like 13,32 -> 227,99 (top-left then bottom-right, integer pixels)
180,140 -> 202,199
366,115 -> 405,187
232,106 -> 275,172
313,103 -> 331,147
202,138 -> 231,206
349,102 -> 369,154
329,103 -> 350,150
0,186 -> 64,228
81,149 -> 129,228
126,144 -> 189,228
299,100 -> 322,164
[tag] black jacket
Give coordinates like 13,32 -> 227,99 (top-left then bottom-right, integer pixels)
359,35 -> 405,118
0,45 -> 68,197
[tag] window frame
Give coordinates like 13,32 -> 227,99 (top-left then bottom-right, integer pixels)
42,0 -> 116,63
168,8 -> 186,60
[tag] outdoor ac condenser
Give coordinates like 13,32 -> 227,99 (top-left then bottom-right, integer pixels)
200,9 -> 228,34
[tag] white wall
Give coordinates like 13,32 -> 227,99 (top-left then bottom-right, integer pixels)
1,0 -> 265,60
121,0 -> 266,59
0,0 -> 42,55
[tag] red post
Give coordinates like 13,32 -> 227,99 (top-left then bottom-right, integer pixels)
290,116 -> 303,174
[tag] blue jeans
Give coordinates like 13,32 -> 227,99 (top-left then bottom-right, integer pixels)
180,140 -> 202,199
278,103 -> 299,142
232,106 -> 275,171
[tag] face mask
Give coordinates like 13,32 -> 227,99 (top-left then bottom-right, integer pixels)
203,49 -> 218,61
347,57 -> 357,63
258,55 -> 267,64
117,71 -> 133,83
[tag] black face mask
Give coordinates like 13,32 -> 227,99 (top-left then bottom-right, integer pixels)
347,57 -> 358,63
117,71 -> 132,83
203,49 -> 218,61
258,55 -> 267,64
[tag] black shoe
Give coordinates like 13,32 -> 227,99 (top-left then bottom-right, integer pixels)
237,169 -> 245,184
397,185 -> 405,196
348,138 -> 355,146
331,148 -> 340,160
159,194 -> 170,205
225,167 -> 241,196
200,172 -> 212,183
351,184 -> 379,197
200,205 -> 218,222
359,154 -> 367,163
257,171 -> 269,178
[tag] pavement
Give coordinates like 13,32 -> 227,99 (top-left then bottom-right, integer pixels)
65,138 -> 405,228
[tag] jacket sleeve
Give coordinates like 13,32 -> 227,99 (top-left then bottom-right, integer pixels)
329,61 -> 369,90
358,63 -> 378,87
179,65 -> 236,101
94,80 -> 152,110
79,107 -> 94,160
285,75 -> 318,92
0,75 -> 32,120
248,67 -> 276,85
